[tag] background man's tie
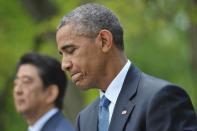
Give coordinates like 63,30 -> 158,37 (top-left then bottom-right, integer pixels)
98,95 -> 111,131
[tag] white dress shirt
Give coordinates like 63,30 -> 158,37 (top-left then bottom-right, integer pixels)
100,60 -> 131,123
28,108 -> 58,131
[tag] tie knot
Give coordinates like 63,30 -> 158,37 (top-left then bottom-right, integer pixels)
99,95 -> 111,108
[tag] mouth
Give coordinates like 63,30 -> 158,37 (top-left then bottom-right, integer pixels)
71,72 -> 82,83
15,98 -> 25,105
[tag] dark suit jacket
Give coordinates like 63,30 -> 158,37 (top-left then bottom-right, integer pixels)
41,111 -> 74,131
76,64 -> 197,131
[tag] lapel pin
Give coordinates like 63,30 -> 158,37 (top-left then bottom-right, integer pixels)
121,110 -> 127,115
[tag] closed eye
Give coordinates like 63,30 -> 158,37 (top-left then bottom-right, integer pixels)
60,44 -> 77,55
66,46 -> 76,54
14,76 -> 33,86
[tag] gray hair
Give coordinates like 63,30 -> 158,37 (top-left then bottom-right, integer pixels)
57,3 -> 124,50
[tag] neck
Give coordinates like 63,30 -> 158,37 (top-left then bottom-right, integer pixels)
99,50 -> 127,91
24,106 -> 54,126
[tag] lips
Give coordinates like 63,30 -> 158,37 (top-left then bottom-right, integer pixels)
15,98 -> 25,105
71,72 -> 82,83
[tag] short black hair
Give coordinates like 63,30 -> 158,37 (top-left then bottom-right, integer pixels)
16,53 -> 67,110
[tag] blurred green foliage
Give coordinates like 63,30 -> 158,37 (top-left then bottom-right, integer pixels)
0,0 -> 196,130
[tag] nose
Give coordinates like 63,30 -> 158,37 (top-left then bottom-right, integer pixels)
61,60 -> 73,71
14,81 -> 23,95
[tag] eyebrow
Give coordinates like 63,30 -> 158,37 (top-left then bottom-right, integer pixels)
15,75 -> 32,79
14,75 -> 33,82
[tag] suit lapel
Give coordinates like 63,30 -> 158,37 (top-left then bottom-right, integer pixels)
41,111 -> 60,131
85,98 -> 99,131
91,100 -> 99,131
109,64 -> 141,131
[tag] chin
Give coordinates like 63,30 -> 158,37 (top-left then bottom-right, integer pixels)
75,79 -> 96,90
76,83 -> 95,91
78,86 -> 91,91
16,106 -> 27,114
76,85 -> 88,90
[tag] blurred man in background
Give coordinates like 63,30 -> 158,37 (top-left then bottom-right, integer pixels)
13,53 -> 74,131
56,3 -> 197,131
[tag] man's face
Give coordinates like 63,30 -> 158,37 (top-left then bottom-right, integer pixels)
13,64 -> 48,115
56,24 -> 106,90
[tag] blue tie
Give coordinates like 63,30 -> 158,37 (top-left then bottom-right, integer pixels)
98,95 -> 111,131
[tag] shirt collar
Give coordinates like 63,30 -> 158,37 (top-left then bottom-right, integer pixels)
28,108 -> 59,131
100,60 -> 131,104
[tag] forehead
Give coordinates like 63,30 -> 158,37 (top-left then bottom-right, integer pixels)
56,24 -> 96,51
56,24 -> 76,42
56,23 -> 96,43
17,64 -> 40,78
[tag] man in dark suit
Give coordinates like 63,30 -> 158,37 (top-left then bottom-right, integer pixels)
56,3 -> 197,131
13,53 -> 74,131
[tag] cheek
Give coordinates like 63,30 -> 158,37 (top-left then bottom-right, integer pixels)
24,86 -> 42,102
83,61 -> 103,83
24,91 -> 42,108
74,47 -> 103,78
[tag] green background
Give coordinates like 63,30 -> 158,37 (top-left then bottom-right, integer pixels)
0,0 -> 196,130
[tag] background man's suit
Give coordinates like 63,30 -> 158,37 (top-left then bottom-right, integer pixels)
76,64 -> 197,131
41,111 -> 74,131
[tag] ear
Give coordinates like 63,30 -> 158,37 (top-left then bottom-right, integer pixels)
45,85 -> 59,105
98,29 -> 113,53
